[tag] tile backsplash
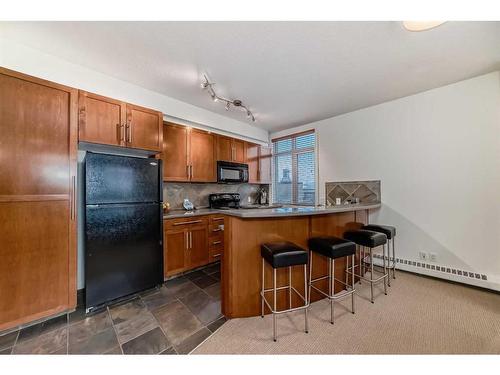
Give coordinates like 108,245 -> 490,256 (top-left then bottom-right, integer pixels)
325,180 -> 381,206
163,183 -> 269,209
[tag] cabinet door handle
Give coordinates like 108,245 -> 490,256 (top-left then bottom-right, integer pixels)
185,232 -> 189,250
173,220 -> 202,226
212,240 -> 221,245
190,165 -> 193,179
128,122 -> 132,144
212,253 -> 221,258
186,165 -> 190,178
212,228 -> 221,232
212,217 -> 224,221
189,231 -> 192,249
70,175 -> 76,220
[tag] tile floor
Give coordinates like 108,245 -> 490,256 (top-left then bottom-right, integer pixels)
0,262 -> 225,355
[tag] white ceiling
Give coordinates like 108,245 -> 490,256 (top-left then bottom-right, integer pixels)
1,21 -> 499,132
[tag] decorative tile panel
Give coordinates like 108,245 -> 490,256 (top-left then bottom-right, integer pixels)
325,180 -> 380,206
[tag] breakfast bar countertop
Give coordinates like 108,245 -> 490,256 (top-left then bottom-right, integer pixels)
163,203 -> 381,220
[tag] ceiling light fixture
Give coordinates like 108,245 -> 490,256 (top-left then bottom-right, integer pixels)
201,74 -> 256,122
403,21 -> 446,32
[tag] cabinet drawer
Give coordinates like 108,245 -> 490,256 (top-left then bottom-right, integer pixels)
209,245 -> 223,262
209,215 -> 225,224
164,216 -> 209,230
209,222 -> 224,236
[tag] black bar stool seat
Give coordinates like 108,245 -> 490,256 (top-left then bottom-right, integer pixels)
362,224 -> 396,239
344,229 -> 387,248
307,236 -> 357,324
261,241 -> 308,268
260,241 -> 309,341
308,236 -> 356,259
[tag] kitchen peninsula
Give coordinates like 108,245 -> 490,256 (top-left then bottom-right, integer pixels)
218,204 -> 380,318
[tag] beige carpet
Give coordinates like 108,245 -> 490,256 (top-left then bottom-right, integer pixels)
193,271 -> 500,354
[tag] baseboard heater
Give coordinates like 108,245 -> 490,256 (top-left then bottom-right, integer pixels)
371,253 -> 488,281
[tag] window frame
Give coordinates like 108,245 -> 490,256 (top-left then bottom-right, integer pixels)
272,130 -> 316,206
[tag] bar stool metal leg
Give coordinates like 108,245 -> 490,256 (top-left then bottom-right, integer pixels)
308,250 -> 313,303
382,244 -> 388,295
370,248 -> 374,303
261,258 -> 265,318
288,266 -> 292,309
358,245 -> 362,284
392,238 -> 396,279
273,268 -> 277,342
304,264 -> 309,333
330,258 -> 335,324
387,241 -> 391,287
351,254 -> 355,313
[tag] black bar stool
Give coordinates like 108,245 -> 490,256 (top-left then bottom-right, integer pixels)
307,236 -> 356,324
344,229 -> 388,303
261,241 -> 309,342
363,224 -> 397,284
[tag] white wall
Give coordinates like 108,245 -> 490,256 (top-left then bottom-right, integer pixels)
0,37 -> 269,143
272,72 -> 500,291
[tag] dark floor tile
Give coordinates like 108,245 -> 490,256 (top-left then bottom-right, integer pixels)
191,274 -> 218,289
17,314 -> 68,344
153,300 -> 203,345
203,282 -> 221,299
174,328 -> 211,354
211,271 -> 221,280
141,290 -> 173,310
185,270 -> 207,280
104,346 -> 122,354
0,347 -> 12,355
68,327 -> 118,354
0,330 -> 18,351
13,327 -> 67,354
139,286 -> 162,298
160,346 -> 177,355
121,327 -> 169,355
52,346 -> 68,354
162,277 -> 199,299
207,317 -> 227,333
202,263 -> 220,275
109,298 -> 147,325
180,289 -> 221,325
115,311 -> 158,344
68,306 -> 86,324
68,310 -> 112,345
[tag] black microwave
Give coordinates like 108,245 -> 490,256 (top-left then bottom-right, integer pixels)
217,161 -> 249,183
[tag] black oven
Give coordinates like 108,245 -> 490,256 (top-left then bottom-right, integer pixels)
217,161 -> 249,183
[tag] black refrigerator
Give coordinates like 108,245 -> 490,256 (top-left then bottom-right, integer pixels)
84,152 -> 163,311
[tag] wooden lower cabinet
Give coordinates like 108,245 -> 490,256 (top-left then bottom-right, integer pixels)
163,215 -> 223,278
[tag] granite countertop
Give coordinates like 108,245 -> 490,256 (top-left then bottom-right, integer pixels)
163,203 -> 381,219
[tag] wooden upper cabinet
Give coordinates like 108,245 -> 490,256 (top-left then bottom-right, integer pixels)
246,142 -> 260,183
163,123 -> 189,181
233,139 -> 246,163
78,91 -> 162,152
189,129 -> 216,182
259,145 -> 273,184
78,91 -> 126,147
216,135 -> 233,162
126,104 -> 162,151
216,135 -> 246,163
162,123 -> 216,183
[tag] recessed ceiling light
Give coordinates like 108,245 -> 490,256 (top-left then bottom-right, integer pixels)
403,21 -> 446,32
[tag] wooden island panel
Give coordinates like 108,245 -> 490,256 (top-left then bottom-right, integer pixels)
222,210 -> 369,318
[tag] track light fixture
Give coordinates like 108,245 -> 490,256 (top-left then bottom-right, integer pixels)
201,74 -> 256,122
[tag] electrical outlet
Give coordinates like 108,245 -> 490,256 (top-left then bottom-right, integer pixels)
418,251 -> 428,261
429,252 -> 437,262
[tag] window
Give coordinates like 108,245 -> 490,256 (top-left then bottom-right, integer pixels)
272,131 -> 316,205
